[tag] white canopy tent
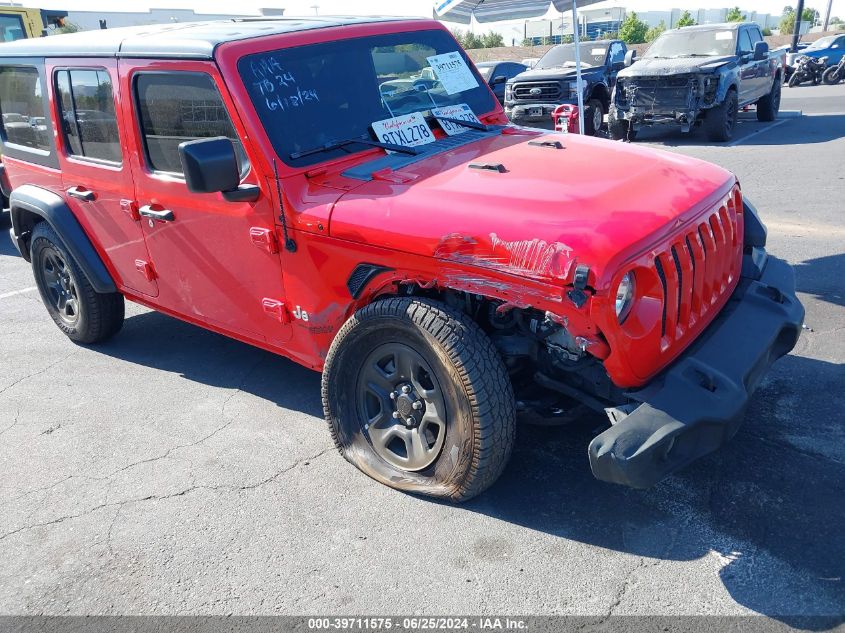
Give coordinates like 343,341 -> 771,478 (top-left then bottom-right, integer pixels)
434,0 -> 606,133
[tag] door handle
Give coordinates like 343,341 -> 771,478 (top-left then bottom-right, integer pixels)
139,205 -> 175,222
67,186 -> 96,202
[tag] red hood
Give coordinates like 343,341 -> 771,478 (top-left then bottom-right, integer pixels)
329,131 -> 735,292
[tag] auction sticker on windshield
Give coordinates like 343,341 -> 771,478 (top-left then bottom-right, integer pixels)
426,52 -> 479,95
431,103 -> 481,136
371,112 -> 435,149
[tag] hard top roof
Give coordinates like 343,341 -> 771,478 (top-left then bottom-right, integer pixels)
670,22 -> 753,32
0,16 -> 419,59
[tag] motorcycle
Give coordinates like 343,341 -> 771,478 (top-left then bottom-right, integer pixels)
822,56 -> 845,85
788,55 -> 829,87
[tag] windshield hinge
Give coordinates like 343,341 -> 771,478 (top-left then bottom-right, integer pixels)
567,264 -> 591,308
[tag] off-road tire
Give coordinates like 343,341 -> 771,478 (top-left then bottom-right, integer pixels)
756,77 -> 781,122
704,89 -> 738,142
584,98 -> 605,136
608,108 -> 636,141
30,222 -> 124,344
788,72 -> 801,88
322,297 -> 516,502
822,66 -> 843,85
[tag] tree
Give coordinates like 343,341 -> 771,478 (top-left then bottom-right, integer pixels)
725,6 -> 746,22
676,10 -> 697,27
646,20 -> 666,42
830,16 -> 842,24
779,7 -> 818,34
480,31 -> 504,48
618,11 -> 649,44
762,27 -> 772,35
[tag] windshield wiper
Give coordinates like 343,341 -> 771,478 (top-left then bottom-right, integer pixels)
433,116 -> 493,132
290,137 -> 419,160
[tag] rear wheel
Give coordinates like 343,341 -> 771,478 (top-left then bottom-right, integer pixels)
322,297 -> 516,502
756,77 -> 781,122
704,89 -> 738,142
822,66 -> 843,85
30,222 -> 124,344
584,98 -> 604,136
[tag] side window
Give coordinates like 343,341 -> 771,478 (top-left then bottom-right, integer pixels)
135,72 -> 248,176
55,69 -> 121,164
738,29 -> 754,55
0,15 -> 26,42
748,27 -> 763,45
502,64 -> 522,79
0,66 -> 50,151
609,42 -> 626,65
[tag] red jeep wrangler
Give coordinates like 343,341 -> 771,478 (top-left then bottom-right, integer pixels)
1,17 -> 804,501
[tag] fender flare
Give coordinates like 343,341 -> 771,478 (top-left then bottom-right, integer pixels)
9,184 -> 117,294
715,69 -> 740,103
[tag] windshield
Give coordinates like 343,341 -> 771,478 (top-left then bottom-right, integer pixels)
536,43 -> 608,69
645,29 -> 737,58
805,36 -> 836,50
239,29 -> 496,168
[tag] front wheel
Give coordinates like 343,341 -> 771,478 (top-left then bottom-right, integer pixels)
704,89 -> 738,142
788,72 -> 802,88
608,108 -> 636,141
322,297 -> 516,502
822,66 -> 843,85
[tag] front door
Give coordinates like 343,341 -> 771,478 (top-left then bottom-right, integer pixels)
118,60 -> 291,345
51,60 -> 158,297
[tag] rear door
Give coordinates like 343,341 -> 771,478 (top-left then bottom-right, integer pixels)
50,60 -> 158,297
119,59 -> 291,345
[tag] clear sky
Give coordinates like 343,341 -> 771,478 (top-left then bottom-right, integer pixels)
30,0 -> 844,22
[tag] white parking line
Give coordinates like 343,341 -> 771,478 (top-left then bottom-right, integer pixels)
727,118 -> 790,147
0,286 -> 36,300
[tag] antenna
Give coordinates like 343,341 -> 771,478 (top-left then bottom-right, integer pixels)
272,158 -> 297,253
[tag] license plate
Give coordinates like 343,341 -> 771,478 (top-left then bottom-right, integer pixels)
431,103 -> 481,136
371,111 -> 435,150
529,107 -> 543,117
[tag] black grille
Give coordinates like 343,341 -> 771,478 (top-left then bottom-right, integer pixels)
624,76 -> 699,110
512,81 -> 562,101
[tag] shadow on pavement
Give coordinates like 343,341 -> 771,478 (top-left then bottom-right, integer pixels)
1,230 -> 20,257
93,309 -> 843,627
794,252 -> 845,307
637,114 -> 845,147
466,351 -> 845,628
92,309 -> 323,419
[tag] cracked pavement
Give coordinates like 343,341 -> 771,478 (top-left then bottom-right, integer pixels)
0,85 -> 843,620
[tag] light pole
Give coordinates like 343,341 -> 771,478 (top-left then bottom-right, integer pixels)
310,4 -> 319,15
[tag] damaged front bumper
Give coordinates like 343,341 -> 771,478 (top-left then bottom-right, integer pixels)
588,253 -> 804,489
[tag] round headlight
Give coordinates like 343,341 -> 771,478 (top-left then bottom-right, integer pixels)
615,272 -> 635,323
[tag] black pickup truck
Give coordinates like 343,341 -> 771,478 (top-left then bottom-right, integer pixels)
610,22 -> 785,142
504,40 -> 628,135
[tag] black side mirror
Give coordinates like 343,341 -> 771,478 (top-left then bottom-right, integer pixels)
611,60 -> 625,71
491,75 -> 507,85
624,49 -> 637,67
178,137 -> 259,202
753,41 -> 768,61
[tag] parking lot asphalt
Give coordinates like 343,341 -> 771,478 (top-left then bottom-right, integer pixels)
0,84 -> 843,621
